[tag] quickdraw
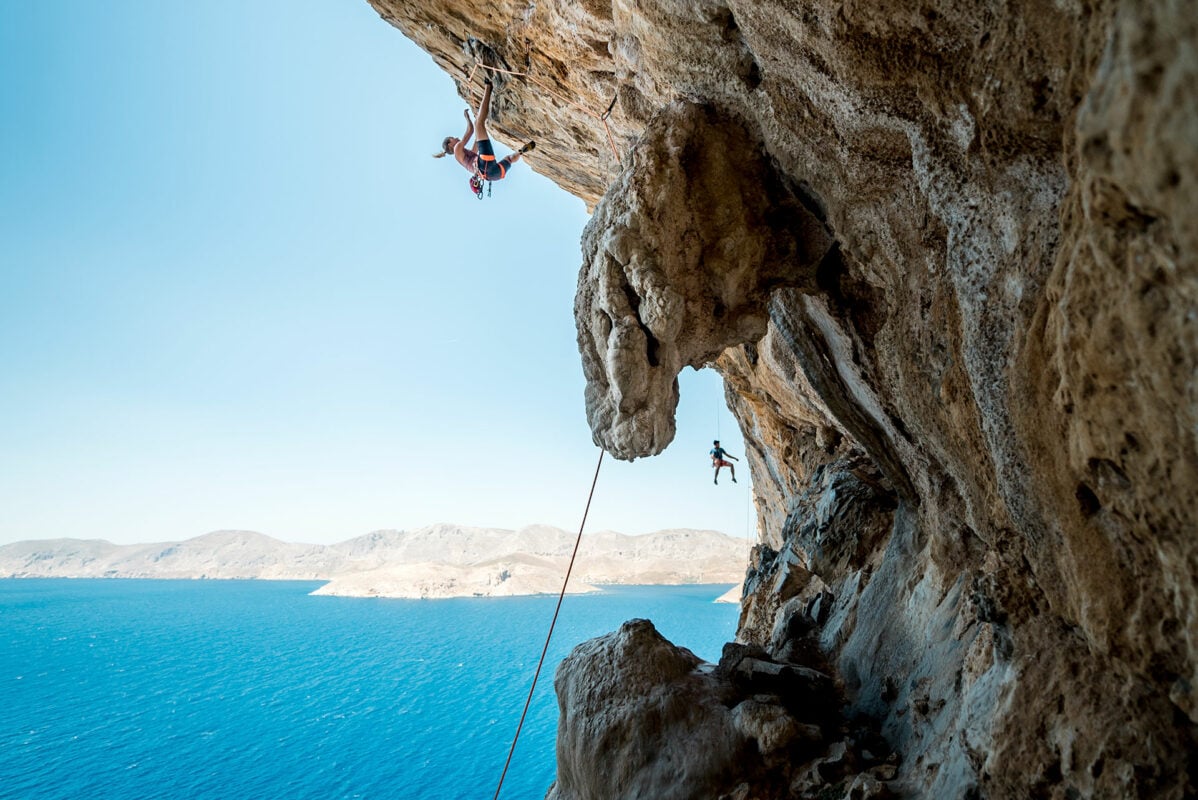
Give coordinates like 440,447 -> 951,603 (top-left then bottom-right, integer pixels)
464,59 -> 621,165
469,172 -> 491,200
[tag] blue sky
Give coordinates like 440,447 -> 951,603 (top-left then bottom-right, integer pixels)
0,0 -> 751,546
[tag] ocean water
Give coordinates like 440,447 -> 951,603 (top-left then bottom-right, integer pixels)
0,580 -> 739,800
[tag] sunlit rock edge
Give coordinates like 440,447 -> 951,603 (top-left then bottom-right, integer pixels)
368,1 -> 1196,797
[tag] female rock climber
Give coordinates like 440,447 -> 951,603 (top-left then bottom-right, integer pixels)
434,78 -> 535,198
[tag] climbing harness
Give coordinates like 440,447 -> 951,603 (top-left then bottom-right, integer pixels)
464,60 -> 622,165
457,54 -> 617,201
491,448 -> 605,800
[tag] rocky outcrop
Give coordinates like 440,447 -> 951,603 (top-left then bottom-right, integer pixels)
576,101 -> 832,457
549,620 -> 747,800
367,0 -> 1196,796
548,620 -> 896,800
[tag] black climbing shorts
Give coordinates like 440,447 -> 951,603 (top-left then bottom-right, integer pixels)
476,139 -> 512,181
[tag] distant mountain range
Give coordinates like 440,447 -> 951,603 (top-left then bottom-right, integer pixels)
0,525 -> 751,599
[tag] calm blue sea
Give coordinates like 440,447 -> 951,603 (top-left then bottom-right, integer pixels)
0,580 -> 738,800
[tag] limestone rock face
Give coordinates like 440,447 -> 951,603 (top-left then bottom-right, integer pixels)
367,0 -> 1197,796
550,623 -> 895,800
576,102 -> 832,457
548,620 -> 746,800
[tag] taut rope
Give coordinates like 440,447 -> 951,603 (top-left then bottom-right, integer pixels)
491,447 -> 605,800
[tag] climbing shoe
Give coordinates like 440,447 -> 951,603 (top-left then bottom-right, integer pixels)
519,141 -> 536,155
714,478 -> 718,485
732,477 -> 737,483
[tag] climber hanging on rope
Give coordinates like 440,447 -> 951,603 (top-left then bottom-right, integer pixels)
711,440 -> 739,485
433,78 -> 535,199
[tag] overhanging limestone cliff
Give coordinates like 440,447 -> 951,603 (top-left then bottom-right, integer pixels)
368,0 -> 1196,796
577,101 -> 833,458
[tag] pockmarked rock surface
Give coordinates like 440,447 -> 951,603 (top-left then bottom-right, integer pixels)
548,620 -> 746,800
549,620 -> 888,800
369,0 -> 1196,796
576,101 -> 832,457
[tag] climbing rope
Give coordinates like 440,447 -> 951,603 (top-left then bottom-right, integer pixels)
464,60 -> 622,164
491,447 -> 605,800
746,475 -> 752,537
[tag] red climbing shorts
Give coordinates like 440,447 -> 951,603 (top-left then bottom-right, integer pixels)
713,459 -> 733,468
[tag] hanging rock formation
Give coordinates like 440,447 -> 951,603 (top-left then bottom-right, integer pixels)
577,101 -> 833,456
367,0 -> 1196,796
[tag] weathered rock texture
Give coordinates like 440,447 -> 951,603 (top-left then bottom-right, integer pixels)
547,620 -> 863,800
577,102 -> 833,455
368,0 -> 1196,796
549,620 -> 747,800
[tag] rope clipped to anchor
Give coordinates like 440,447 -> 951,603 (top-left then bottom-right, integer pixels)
464,59 -> 622,165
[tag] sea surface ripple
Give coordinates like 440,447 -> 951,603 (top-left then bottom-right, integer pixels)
0,579 -> 738,799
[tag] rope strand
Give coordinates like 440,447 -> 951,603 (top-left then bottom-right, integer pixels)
463,61 -> 622,164
491,448 -> 606,800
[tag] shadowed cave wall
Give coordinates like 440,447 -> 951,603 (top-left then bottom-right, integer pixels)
368,0 -> 1196,795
